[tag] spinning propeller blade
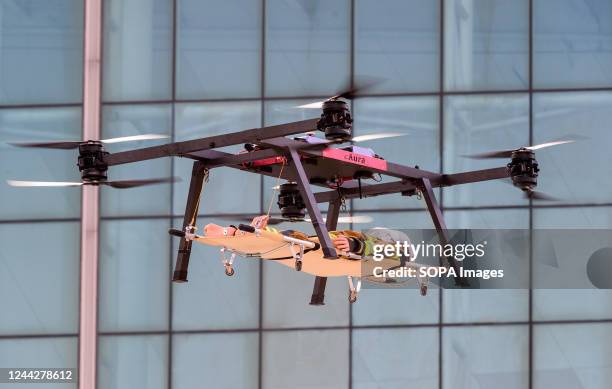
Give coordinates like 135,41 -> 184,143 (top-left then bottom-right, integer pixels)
9,133 -> 168,150
465,136 -> 585,159
351,132 -> 407,143
293,77 -> 385,109
7,180 -> 83,187
524,189 -> 558,201
7,177 -> 179,189
103,177 -> 179,188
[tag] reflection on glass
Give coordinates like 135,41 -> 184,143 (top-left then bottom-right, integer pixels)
353,328 -> 438,389
266,0 -> 350,97
0,0 -> 83,104
177,0 -> 261,99
262,330 -> 349,388
172,333 -> 258,389
534,0 -> 612,88
444,0 -> 528,91
99,219 -> 170,332
443,94 -> 529,206
355,0 -> 439,93
443,326 -> 529,389
534,92 -> 612,204
0,222 -> 79,335
98,335 -> 168,389
103,0 -> 173,101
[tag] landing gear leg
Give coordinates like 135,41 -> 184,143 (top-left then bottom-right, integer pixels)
347,276 -> 361,303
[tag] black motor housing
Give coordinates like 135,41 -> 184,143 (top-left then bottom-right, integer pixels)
277,182 -> 306,220
78,141 -> 109,182
317,100 -> 352,141
507,149 -> 539,191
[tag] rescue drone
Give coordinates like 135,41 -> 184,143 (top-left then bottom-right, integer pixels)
7,85 -> 578,305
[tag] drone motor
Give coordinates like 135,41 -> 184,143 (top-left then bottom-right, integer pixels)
77,141 -> 109,182
317,100 -> 353,141
277,182 -> 306,220
507,148 -> 539,192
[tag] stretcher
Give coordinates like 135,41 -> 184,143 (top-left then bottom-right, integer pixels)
170,224 -> 430,299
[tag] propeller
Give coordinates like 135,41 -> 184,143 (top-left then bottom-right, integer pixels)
225,214 -> 373,225
7,177 -> 179,189
499,179 -> 558,202
464,136 -> 585,159
293,77 -> 384,109
351,132 -> 407,143
9,134 -> 168,150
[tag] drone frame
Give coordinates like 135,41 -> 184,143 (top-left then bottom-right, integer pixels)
100,117 -> 517,305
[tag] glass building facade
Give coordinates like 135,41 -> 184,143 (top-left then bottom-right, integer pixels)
1,0 -> 612,388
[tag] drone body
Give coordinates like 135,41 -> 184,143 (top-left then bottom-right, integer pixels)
7,93 -> 577,304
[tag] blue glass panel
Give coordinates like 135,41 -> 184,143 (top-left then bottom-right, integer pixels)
266,0 -> 350,97
98,335 -> 168,389
99,219 -> 170,332
262,330 -> 349,388
353,328 -> 438,389
101,104 -> 173,217
444,0 -> 528,91
172,333 -> 258,389
534,324 -> 612,389
533,92 -> 612,204
443,94 -> 530,207
533,207 -> 612,321
353,97 -> 440,210
0,222 -> 79,335
443,326 -> 529,389
0,336 -> 77,388
103,0 -> 173,101
171,217 -> 259,330
534,0 -> 612,88
173,102 -> 262,215
355,0 -> 439,93
176,0 -> 261,99
0,107 -> 82,219
0,0 -> 83,104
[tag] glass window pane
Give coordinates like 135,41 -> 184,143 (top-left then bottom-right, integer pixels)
176,0 -> 261,99
534,92 -> 612,204
0,222 -> 79,335
443,94 -> 529,207
173,102 -> 262,215
443,209 -> 530,323
99,219 -> 170,332
262,330 -> 349,389
172,333 -> 258,389
101,104 -> 173,217
0,107 -> 82,219
353,328 -> 438,389
444,0 -> 528,91
266,0 -> 350,97
0,337 -> 78,385
355,0 -> 439,93
171,217 -> 260,330
353,97 -> 440,210
103,0 -> 173,101
0,0 -> 83,104
534,324 -> 612,389
534,0 -> 612,88
98,335 -> 168,389
533,207 -> 612,321
443,326 -> 529,389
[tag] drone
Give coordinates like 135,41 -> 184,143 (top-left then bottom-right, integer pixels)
7,85 -> 578,305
